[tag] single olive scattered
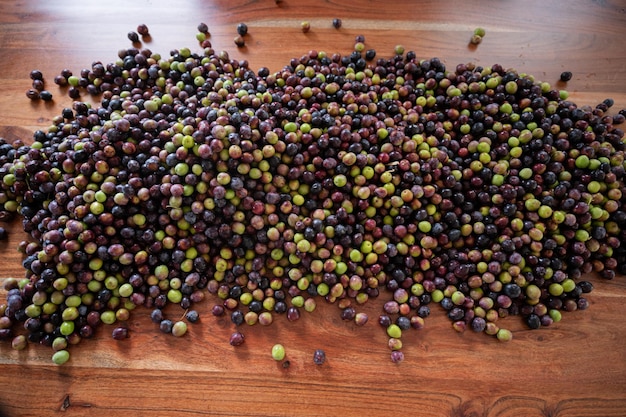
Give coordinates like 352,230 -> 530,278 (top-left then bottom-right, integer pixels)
229,331 -> 245,346
313,349 -> 326,365
390,351 -> 404,364
52,350 -> 70,365
197,22 -> 209,34
137,24 -> 150,36
39,90 -> 53,101
127,31 -> 140,43
112,327 -> 129,340
470,34 -> 482,45
172,321 -> 188,337
271,343 -> 286,361
236,23 -> 248,36
234,35 -> 245,47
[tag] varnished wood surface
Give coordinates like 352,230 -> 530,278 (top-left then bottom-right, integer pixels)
1,1 -> 626,416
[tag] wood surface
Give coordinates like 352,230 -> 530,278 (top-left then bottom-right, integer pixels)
1,0 -> 626,416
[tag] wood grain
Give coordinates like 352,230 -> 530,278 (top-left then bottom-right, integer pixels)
1,0 -> 626,416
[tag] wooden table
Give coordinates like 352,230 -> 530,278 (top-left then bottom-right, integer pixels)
1,1 -> 625,416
